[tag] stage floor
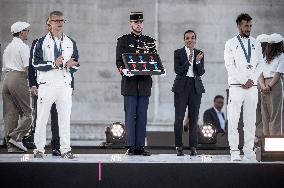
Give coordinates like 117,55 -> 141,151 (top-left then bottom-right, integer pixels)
0,153 -> 283,164
1,152 -> 284,188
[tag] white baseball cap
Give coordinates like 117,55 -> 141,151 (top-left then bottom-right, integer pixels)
256,34 -> 269,43
268,33 -> 284,43
11,21 -> 30,34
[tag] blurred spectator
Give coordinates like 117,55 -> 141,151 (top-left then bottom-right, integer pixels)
203,95 -> 226,133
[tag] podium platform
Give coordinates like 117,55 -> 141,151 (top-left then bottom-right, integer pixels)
0,147 -> 283,188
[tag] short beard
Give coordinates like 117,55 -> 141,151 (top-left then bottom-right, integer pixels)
240,31 -> 250,38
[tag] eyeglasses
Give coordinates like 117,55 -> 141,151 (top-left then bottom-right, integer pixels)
50,19 -> 66,23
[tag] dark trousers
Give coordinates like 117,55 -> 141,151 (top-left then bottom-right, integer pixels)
124,95 -> 149,147
174,77 -> 201,147
33,96 -> 60,150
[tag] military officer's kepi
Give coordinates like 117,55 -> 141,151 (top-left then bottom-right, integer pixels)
130,12 -> 144,21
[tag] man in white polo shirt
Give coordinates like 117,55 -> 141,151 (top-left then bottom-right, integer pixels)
2,21 -> 33,153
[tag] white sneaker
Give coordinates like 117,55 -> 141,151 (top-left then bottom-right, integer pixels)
243,155 -> 257,162
9,139 -> 28,152
231,154 -> 242,161
34,151 -> 44,159
61,151 -> 76,159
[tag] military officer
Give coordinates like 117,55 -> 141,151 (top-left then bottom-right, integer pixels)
116,12 -> 159,156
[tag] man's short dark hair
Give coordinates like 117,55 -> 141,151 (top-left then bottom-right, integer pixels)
49,11 -> 64,17
214,95 -> 224,102
236,13 -> 252,25
184,30 -> 196,40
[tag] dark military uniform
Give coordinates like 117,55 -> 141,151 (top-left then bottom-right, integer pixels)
116,33 -> 157,96
116,13 -> 157,155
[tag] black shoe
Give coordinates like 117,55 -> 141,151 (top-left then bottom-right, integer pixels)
22,134 -> 36,149
183,125 -> 189,132
135,147 -> 151,156
125,147 -> 135,156
52,149 -> 61,156
190,147 -> 197,156
176,147 -> 184,156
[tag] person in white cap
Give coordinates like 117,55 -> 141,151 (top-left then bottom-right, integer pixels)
2,21 -> 33,153
254,33 -> 270,148
224,13 -> 264,161
32,11 -> 79,159
256,34 -> 270,55
258,33 -> 284,136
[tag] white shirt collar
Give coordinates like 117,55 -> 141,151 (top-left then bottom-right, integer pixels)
49,32 -> 65,40
185,46 -> 194,55
213,107 -> 222,114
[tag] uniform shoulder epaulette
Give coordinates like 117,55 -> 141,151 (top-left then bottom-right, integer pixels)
143,35 -> 156,41
117,34 -> 130,41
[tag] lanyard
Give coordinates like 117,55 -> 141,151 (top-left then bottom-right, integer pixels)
50,32 -> 64,60
237,35 -> 251,64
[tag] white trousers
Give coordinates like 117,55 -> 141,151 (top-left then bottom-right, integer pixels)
227,86 -> 258,157
34,84 -> 73,154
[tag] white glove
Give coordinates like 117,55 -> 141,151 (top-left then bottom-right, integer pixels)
122,69 -> 134,77
160,69 -> 166,77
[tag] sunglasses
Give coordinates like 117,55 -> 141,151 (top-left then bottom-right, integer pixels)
22,29 -> 30,32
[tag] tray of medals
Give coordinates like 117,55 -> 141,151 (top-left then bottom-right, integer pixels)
122,53 -> 165,75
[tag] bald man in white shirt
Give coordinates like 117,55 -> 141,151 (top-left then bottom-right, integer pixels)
2,22 -> 33,153
224,13 -> 264,161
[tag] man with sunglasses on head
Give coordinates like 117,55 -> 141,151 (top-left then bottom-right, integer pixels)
116,12 -> 158,156
2,21 -> 33,153
33,11 -> 79,159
